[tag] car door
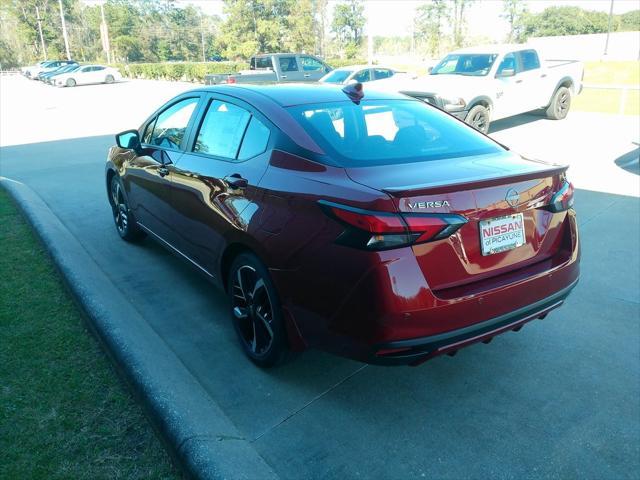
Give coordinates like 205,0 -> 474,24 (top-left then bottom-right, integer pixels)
169,94 -> 273,276
90,66 -> 107,84
298,55 -> 330,81
75,66 -> 93,85
123,95 -> 202,245
277,56 -> 305,82
516,50 -> 547,110
493,52 -> 526,119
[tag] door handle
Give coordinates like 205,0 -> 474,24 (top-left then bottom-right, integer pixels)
515,79 -> 523,83
541,73 -> 547,78
158,166 -> 169,177
281,75 -> 287,79
304,74 -> 311,78
225,173 -> 248,189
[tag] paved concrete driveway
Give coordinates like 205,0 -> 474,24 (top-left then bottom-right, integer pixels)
1,76 -> 638,479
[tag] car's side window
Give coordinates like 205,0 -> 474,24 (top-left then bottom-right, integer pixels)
147,97 -> 199,150
238,117 -> 271,160
374,68 -> 393,80
94,66 -> 105,72
81,67 -> 92,72
497,53 -> 517,75
194,100 -> 251,159
299,56 -> 324,72
519,50 -> 540,71
142,118 -> 157,144
279,56 -> 299,73
354,69 -> 371,82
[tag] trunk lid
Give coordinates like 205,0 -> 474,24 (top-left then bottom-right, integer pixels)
345,151 -> 569,294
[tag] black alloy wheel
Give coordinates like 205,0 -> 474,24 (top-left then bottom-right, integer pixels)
228,253 -> 289,367
465,104 -> 490,134
109,176 -> 145,242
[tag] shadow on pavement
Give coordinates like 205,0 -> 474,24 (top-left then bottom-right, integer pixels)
488,112 -> 545,133
2,134 -> 639,480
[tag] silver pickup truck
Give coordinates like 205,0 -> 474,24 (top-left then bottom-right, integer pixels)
376,44 -> 584,133
205,53 -> 332,85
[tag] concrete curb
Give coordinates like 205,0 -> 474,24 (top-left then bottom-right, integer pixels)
1,177 -> 278,480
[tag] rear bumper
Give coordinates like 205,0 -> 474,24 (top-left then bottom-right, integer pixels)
370,278 -> 578,365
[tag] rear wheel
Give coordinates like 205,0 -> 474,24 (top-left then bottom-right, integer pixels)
228,253 -> 290,367
105,74 -> 114,84
546,86 -> 571,120
109,175 -> 145,242
465,104 -> 491,133
66,78 -> 76,87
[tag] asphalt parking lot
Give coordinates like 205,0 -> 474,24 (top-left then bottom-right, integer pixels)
1,76 -> 638,479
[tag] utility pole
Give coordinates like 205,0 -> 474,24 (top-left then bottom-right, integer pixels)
604,0 -> 614,56
58,0 -> 71,60
35,5 -> 47,60
100,3 -> 111,64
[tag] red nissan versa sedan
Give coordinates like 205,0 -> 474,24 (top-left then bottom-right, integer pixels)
105,83 -> 580,367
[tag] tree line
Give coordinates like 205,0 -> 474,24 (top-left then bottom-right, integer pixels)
0,0 -> 638,69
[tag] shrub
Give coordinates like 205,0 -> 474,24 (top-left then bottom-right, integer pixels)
111,61 -> 248,82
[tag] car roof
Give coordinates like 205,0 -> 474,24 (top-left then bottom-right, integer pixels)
449,44 -> 536,55
194,83 -> 410,107
332,65 -> 395,71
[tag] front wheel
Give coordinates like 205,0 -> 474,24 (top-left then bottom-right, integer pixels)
465,104 -> 491,134
546,86 -> 571,120
105,74 -> 114,84
66,78 -> 76,87
109,175 -> 145,242
228,253 -> 291,368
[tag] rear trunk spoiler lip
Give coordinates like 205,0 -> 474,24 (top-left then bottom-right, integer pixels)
381,164 -> 569,197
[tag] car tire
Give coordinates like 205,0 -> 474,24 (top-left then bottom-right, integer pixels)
105,74 -> 114,84
465,104 -> 491,133
546,86 -> 571,120
66,78 -> 76,87
228,253 -> 291,368
109,175 -> 145,242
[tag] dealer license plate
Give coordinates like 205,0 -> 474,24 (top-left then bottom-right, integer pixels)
479,213 -> 525,256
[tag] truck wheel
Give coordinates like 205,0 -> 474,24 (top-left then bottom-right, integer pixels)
465,105 -> 491,133
546,86 -> 571,120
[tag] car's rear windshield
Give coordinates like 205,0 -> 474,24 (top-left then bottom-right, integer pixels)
322,70 -> 353,83
287,99 -> 503,167
431,54 -> 498,76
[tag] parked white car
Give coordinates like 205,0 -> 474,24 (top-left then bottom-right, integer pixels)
53,65 -> 122,87
375,44 -> 584,132
319,65 -> 402,85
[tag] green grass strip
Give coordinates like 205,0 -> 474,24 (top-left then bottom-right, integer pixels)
0,189 -> 179,480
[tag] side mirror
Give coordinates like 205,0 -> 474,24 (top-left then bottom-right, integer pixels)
427,66 -> 433,74
116,129 -> 140,151
496,68 -> 515,78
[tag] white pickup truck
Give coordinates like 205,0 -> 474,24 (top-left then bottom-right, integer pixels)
378,45 -> 584,133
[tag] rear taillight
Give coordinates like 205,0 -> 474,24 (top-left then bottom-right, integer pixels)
226,76 -> 236,84
320,200 -> 467,251
545,180 -> 574,213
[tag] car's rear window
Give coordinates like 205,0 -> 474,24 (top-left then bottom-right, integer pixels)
288,100 -> 503,167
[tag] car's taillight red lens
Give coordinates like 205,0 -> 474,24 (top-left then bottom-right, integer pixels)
546,181 -> 574,213
402,215 -> 448,242
320,201 -> 467,250
329,206 -> 405,233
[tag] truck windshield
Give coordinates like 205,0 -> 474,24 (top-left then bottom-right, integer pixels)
288,100 -> 502,167
322,70 -> 354,83
431,54 -> 498,76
